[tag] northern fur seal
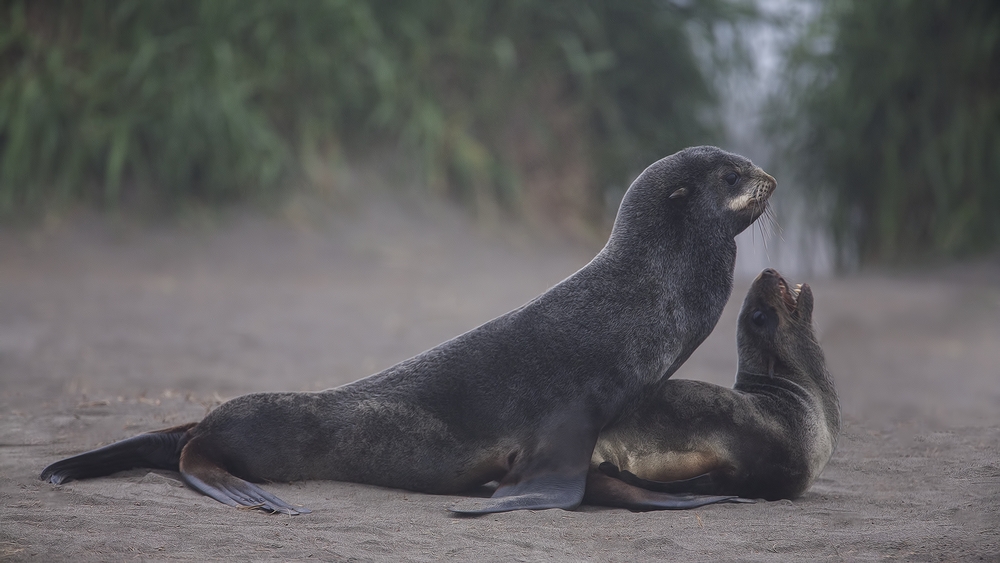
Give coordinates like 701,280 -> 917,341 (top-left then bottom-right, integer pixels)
41,146 -> 776,515
584,268 -> 840,510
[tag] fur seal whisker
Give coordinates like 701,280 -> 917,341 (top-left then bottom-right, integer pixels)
757,202 -> 781,250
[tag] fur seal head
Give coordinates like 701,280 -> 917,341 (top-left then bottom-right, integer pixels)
737,268 -> 817,377
609,146 -> 777,247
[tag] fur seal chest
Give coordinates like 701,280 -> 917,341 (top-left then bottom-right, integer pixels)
41,146 -> 776,515
585,268 -> 841,510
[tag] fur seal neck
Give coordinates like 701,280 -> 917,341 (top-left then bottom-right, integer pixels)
600,146 -> 777,380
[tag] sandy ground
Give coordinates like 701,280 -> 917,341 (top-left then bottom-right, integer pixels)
1,200 -> 998,562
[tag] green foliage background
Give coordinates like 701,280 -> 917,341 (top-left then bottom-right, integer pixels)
770,0 -> 1000,264
0,0 -> 752,221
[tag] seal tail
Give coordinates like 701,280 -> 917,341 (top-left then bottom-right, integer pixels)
40,422 -> 197,484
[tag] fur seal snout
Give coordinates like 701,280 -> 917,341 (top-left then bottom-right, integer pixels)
41,146 -> 776,515
587,268 -> 840,508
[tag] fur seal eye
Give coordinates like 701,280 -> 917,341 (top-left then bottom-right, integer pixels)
724,172 -> 740,186
751,310 -> 767,327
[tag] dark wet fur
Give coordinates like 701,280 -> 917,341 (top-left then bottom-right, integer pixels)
41,146 -> 776,515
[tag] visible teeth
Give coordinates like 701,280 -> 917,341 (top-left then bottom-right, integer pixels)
792,284 -> 802,296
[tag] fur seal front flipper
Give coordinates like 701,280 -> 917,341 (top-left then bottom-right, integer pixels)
449,471 -> 588,515
41,147 -> 777,515
448,410 -> 598,514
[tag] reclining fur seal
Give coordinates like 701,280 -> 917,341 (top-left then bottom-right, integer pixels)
584,268 -> 840,509
40,146 -> 776,515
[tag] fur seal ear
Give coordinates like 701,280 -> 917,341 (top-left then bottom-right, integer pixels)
796,284 -> 814,324
669,187 -> 688,199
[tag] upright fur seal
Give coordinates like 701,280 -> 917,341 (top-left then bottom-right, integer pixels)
585,268 -> 840,510
41,146 -> 776,515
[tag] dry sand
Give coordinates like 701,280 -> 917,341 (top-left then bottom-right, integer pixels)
1,200 -> 998,562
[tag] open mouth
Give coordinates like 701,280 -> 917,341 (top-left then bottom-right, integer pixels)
776,276 -> 801,313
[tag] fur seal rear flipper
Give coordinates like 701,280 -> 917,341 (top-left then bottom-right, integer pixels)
588,269 -> 840,509
583,463 -> 743,511
40,425 -> 310,514
42,147 -> 776,515
598,461 -> 720,495
179,437 -> 311,515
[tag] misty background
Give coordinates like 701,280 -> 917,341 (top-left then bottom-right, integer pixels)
2,0 -> 997,274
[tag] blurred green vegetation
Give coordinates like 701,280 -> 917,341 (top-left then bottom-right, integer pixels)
0,0 -> 753,223
770,0 -> 1000,264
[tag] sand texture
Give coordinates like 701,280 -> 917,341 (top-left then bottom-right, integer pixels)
2,202 -> 998,561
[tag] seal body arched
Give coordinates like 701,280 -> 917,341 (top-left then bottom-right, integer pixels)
41,146 -> 776,515
586,269 -> 841,509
